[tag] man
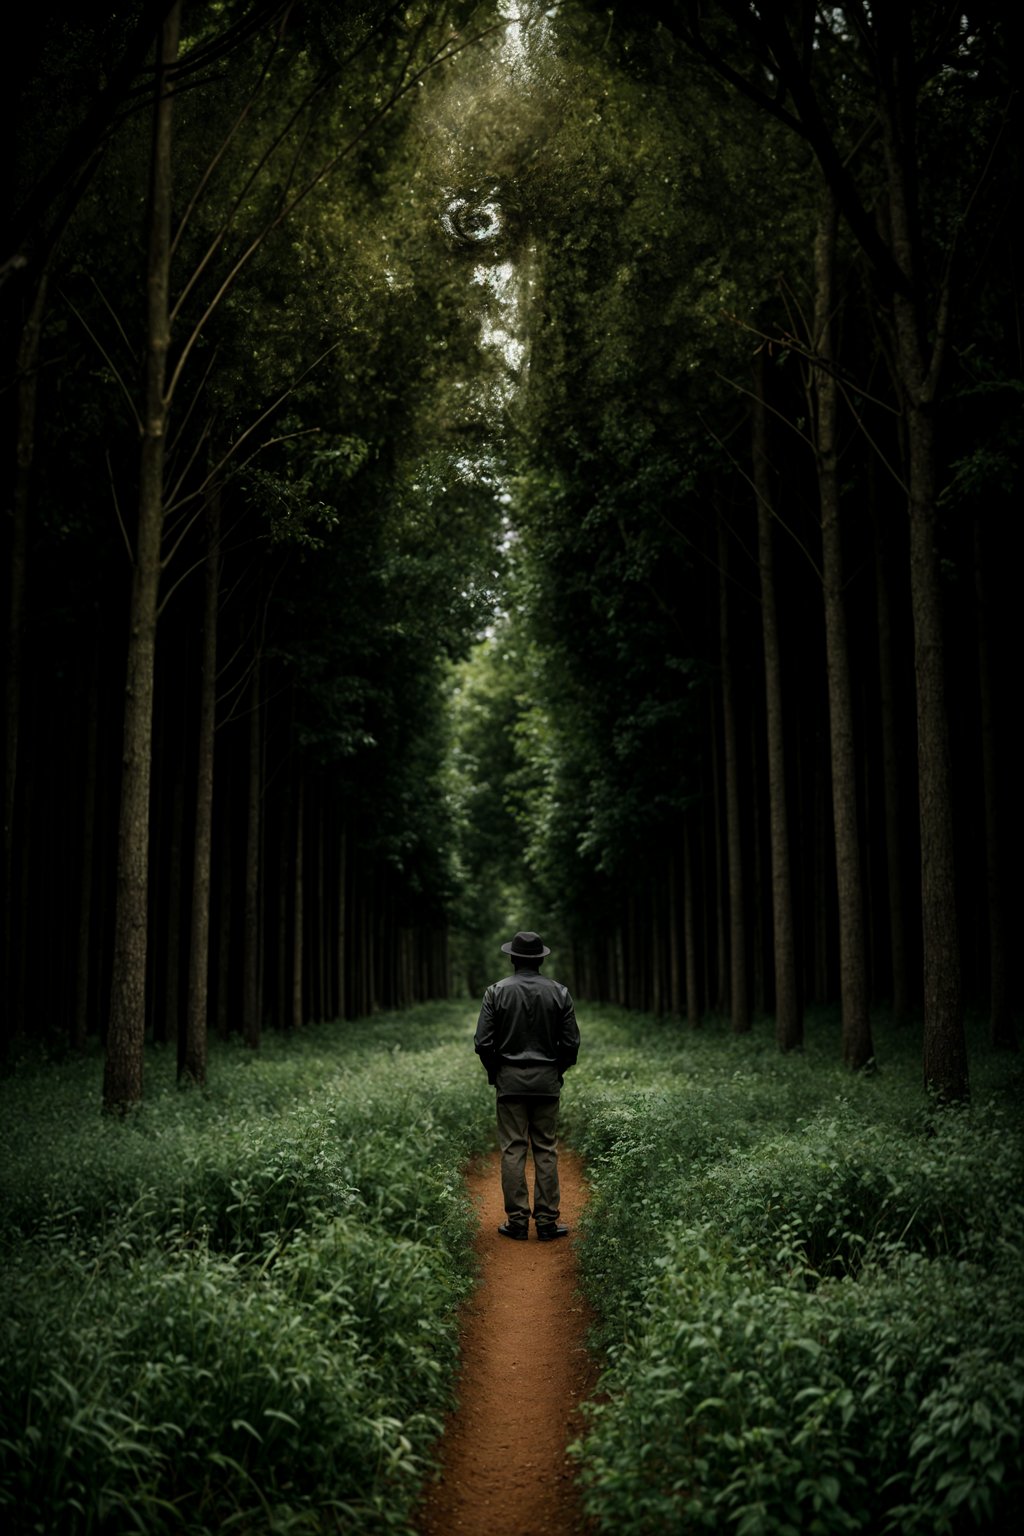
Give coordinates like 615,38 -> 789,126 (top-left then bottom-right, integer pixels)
474,930 -> 581,1241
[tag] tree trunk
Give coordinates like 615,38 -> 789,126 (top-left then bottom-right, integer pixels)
292,776 -> 305,1031
753,351 -> 802,1049
751,724 -> 765,1019
651,879 -> 663,1017
668,848 -> 682,1017
276,804 -> 288,1029
906,406 -> 965,1097
242,654 -> 261,1048
316,792 -> 326,1021
103,5 -> 180,1111
337,826 -> 347,1019
613,926 -> 625,1007
974,515 -> 1013,1049
873,495 -> 911,1023
627,890 -> 640,1010
684,816 -> 701,1029
812,192 -> 872,1070
74,646 -> 100,1050
882,111 -> 967,1098
182,490 -> 219,1084
718,519 -> 749,1032
4,274 -> 48,1038
215,807 -> 232,1039
160,748 -> 185,1047
814,733 -> 830,1005
709,692 -> 727,1016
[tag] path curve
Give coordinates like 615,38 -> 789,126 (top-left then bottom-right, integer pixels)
415,1147 -> 597,1536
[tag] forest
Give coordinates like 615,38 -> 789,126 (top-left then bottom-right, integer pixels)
5,0 -> 1022,1104
3,0 -> 1023,1530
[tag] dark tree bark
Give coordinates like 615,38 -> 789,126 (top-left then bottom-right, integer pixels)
684,816 -> 701,1029
974,514 -> 1013,1050
215,805 -> 232,1040
613,927 -> 625,1007
182,491 -> 220,1084
336,826 -> 347,1019
709,691 -> 727,1016
292,776 -> 305,1031
651,880 -> 664,1017
753,351 -> 802,1049
883,123 -> 966,1097
668,848 -> 682,1017
74,647 -> 100,1051
162,750 -> 186,1048
242,653 -> 261,1049
873,496 -> 911,1023
751,724 -> 766,1019
316,794 -> 327,1021
4,274 -> 49,1040
104,5 -> 181,1111
718,519 -> 749,1032
811,193 -> 873,1071
815,733 -> 831,1006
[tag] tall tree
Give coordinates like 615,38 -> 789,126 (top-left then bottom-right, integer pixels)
718,517 -> 749,1033
181,489 -> 220,1085
753,348 -> 801,1050
809,191 -> 872,1070
103,3 -> 181,1110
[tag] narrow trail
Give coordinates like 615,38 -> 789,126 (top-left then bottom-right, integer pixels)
415,1147 -> 598,1536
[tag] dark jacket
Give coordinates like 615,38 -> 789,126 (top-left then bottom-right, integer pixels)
474,969 -> 580,1098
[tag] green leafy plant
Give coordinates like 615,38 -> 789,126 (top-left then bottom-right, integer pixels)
565,1007 -> 1024,1535
0,1005 -> 493,1534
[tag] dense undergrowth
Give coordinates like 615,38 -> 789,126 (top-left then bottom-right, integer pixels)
3,1004 -> 1022,1534
0,1005 -> 493,1534
563,1008 -> 1024,1535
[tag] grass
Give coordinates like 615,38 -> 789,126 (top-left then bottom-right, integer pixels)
0,1004 -> 494,1535
2,1002 -> 1021,1534
562,1006 -> 1024,1535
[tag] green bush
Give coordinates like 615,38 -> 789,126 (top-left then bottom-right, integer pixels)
4,1001 -> 1022,1534
0,1005 -> 493,1535
565,1008 -> 1024,1535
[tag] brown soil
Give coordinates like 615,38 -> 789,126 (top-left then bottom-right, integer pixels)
414,1146 -> 598,1536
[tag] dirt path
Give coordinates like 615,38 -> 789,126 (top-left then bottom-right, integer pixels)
415,1147 -> 598,1536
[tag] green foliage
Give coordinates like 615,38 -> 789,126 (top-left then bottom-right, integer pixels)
0,1006 -> 493,1535
3,1004 -> 1022,1533
564,1008 -> 1024,1535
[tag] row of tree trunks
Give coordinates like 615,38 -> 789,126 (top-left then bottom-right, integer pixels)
562,457 -> 1012,1067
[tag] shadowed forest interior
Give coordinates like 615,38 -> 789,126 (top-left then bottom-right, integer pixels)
5,0 -> 1021,1104
4,7 -> 1024,1535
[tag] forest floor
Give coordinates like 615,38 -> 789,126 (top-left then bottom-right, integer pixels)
414,1146 -> 598,1536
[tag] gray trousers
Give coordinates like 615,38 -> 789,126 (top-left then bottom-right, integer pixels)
496,1095 -> 561,1229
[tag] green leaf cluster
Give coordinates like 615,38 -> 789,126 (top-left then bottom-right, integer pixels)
563,1008 -> 1024,1534
0,1007 -> 494,1534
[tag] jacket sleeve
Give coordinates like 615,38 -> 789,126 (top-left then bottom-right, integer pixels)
474,987 -> 500,1084
557,989 -> 580,1075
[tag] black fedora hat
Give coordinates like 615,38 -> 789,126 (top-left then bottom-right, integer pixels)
500,930 -> 551,960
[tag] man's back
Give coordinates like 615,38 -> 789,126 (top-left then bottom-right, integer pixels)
475,968 -> 579,1098
474,932 -> 579,1241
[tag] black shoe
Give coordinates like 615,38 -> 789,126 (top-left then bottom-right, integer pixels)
536,1224 -> 569,1242
498,1223 -> 528,1241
